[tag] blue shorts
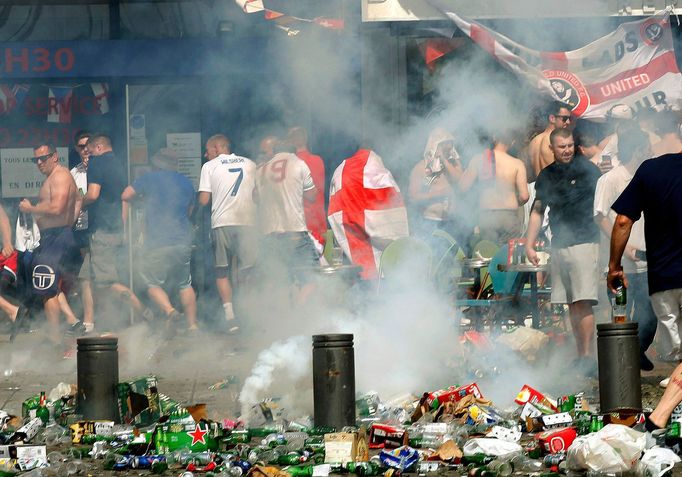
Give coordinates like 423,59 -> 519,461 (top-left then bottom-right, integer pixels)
30,226 -> 76,297
262,232 -> 318,284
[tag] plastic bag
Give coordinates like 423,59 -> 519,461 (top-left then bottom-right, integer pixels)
462,438 -> 522,457
639,447 -> 681,477
566,424 -> 645,472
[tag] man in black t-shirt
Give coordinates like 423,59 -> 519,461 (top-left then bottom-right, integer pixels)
526,128 -> 602,374
609,150 -> 682,365
82,134 -> 149,323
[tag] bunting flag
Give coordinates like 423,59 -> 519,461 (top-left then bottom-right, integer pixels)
419,38 -> 465,71
328,149 -> 409,280
429,1 -> 682,119
0,84 -> 30,115
234,0 -> 344,32
90,82 -> 110,114
47,86 -> 74,123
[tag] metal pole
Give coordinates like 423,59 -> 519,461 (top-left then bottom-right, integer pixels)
312,334 -> 355,429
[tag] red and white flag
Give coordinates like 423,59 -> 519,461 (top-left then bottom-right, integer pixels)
90,82 -> 109,114
431,3 -> 682,119
47,86 -> 74,123
0,84 -> 29,115
328,149 -> 409,280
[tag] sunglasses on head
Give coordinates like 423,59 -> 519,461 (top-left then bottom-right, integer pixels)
32,152 -> 54,163
556,115 -> 572,122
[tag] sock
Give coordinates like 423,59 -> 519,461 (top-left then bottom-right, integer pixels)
645,415 -> 663,432
223,302 -> 235,321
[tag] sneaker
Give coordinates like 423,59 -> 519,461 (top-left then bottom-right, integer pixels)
660,377 -> 670,388
226,318 -> 241,334
83,322 -> 95,334
65,321 -> 86,338
9,304 -> 29,342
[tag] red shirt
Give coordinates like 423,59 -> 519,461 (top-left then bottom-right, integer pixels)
296,149 -> 326,246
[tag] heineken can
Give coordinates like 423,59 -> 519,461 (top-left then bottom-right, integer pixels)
667,421 -> 681,438
589,414 -> 605,433
557,395 -> 576,414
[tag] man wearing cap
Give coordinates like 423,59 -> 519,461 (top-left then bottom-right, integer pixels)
19,142 -> 82,344
122,148 -> 198,334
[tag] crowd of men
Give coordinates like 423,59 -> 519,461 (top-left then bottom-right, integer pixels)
1,102 -> 681,378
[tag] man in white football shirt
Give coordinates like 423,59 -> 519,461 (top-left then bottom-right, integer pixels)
198,134 -> 257,332
256,139 -> 318,305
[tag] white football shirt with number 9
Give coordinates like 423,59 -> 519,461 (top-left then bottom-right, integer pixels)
257,152 -> 315,234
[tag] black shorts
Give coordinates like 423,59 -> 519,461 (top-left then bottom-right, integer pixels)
30,226 -> 76,297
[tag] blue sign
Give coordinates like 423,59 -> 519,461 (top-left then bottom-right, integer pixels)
0,38 -> 269,79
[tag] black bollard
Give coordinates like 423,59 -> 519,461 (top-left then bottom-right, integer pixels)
77,336 -> 120,422
312,334 -> 355,429
597,322 -> 642,413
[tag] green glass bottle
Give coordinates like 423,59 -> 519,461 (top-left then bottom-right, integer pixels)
284,464 -> 314,477
352,461 -> 382,476
463,454 -> 495,466
36,392 -> 50,426
278,453 -> 303,465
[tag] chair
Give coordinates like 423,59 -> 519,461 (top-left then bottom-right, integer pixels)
377,237 -> 432,293
431,229 -> 465,293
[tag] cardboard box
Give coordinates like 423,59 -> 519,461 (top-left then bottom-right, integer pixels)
0,445 -> 47,470
117,375 -> 160,426
325,432 -> 358,463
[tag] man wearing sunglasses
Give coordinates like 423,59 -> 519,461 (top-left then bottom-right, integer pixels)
18,143 -> 82,344
528,101 -> 573,180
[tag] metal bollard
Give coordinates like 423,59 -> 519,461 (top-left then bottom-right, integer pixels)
77,336 -> 120,422
312,334 -> 355,429
597,322 -> 642,413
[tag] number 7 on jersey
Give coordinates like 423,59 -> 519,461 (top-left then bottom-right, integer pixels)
228,168 -> 244,196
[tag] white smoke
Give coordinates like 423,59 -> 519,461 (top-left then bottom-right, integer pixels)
238,335 -> 311,421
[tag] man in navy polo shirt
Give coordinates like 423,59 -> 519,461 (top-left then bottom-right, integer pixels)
609,145 -> 682,368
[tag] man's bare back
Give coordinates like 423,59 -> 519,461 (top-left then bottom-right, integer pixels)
529,129 -> 554,179
478,150 -> 529,210
35,165 -> 79,230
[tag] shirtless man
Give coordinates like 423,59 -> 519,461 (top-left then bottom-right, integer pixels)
528,101 -> 573,179
651,110 -> 682,157
19,143 -> 81,344
459,129 -> 530,244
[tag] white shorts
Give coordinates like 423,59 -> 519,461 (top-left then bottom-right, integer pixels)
650,288 -> 682,361
551,242 -> 599,305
